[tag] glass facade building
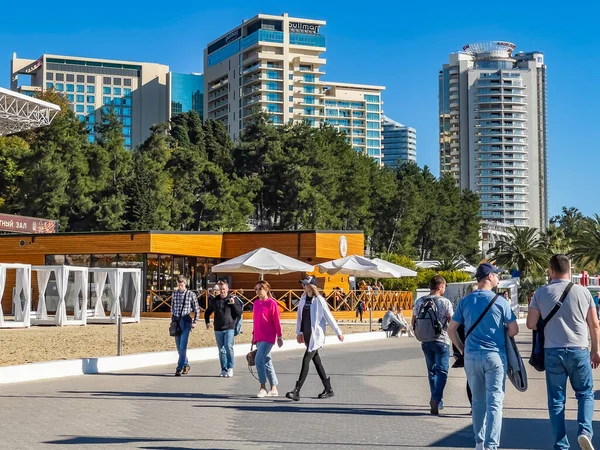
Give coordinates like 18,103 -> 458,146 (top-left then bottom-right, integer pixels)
169,72 -> 204,120
381,116 -> 417,167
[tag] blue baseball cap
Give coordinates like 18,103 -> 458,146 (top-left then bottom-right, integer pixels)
475,263 -> 503,281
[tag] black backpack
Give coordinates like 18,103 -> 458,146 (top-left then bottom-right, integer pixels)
414,296 -> 443,342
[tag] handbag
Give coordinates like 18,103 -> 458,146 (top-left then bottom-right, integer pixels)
246,343 -> 257,366
169,290 -> 188,337
529,282 -> 573,372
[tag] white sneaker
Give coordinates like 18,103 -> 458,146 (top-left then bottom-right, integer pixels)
267,389 -> 279,397
256,389 -> 268,398
226,369 -> 233,378
578,434 -> 594,450
220,369 -> 227,377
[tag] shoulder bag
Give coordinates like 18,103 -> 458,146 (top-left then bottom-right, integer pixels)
169,290 -> 187,337
529,282 -> 573,372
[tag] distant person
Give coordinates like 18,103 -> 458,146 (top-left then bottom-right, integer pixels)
396,308 -> 414,337
252,280 -> 283,398
527,254 -> 600,450
503,291 -> 510,301
382,307 -> 404,337
593,291 -> 600,318
285,277 -> 344,401
355,299 -> 365,322
449,263 -> 518,450
413,275 -> 453,415
171,275 -> 200,377
205,280 -> 243,378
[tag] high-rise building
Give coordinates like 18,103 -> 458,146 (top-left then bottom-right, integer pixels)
381,116 -> 417,166
439,41 -> 548,229
168,72 -> 204,120
203,13 -> 385,163
10,53 -> 169,149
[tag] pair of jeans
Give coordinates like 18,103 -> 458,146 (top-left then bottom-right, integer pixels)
384,322 -> 401,336
255,341 -> 278,387
174,315 -> 193,371
215,329 -> 235,370
545,347 -> 594,449
464,350 -> 507,450
421,341 -> 450,403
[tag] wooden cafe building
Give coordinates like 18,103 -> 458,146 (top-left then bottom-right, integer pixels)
0,230 -> 411,318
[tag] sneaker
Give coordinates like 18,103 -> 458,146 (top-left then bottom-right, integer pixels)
475,443 -> 483,450
578,434 -> 594,450
439,400 -> 444,410
267,389 -> 279,397
220,369 -> 227,377
429,399 -> 439,416
175,369 -> 182,377
256,389 -> 268,398
226,369 -> 233,378
182,365 -> 190,375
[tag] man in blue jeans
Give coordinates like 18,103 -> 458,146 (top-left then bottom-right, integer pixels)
413,275 -> 453,415
449,263 -> 518,450
171,275 -> 200,377
527,254 -> 600,450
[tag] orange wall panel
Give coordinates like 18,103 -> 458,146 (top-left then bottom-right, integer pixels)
314,232 -> 364,260
150,233 -> 223,258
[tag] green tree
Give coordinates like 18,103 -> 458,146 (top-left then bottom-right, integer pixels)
0,136 -> 30,212
434,254 -> 468,271
488,227 -> 549,277
570,214 -> 600,268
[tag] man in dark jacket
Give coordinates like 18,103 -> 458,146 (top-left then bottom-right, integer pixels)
205,280 -> 243,377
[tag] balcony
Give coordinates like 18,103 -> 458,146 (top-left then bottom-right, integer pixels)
208,78 -> 229,92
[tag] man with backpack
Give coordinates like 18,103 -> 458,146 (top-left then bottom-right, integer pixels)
448,263 -> 518,450
526,254 -> 600,450
412,275 -> 454,415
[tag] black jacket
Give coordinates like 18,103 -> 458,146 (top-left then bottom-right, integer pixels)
204,294 -> 243,331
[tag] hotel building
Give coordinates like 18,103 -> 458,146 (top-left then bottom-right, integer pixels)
381,116 -> 417,166
10,53 -> 169,149
203,13 -> 385,163
438,41 -> 548,229
168,72 -> 204,120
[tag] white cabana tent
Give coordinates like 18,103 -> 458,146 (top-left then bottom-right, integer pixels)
211,247 -> 314,280
31,265 -> 89,326
87,268 -> 142,324
0,263 -> 32,328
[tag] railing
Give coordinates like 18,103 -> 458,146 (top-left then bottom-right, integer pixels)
147,289 -> 413,313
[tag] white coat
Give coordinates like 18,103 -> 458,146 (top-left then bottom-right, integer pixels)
296,294 -> 342,352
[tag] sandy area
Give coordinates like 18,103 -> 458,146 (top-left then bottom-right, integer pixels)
0,319 -> 374,367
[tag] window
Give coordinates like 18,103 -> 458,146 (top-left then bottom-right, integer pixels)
76,95 -> 84,102
304,95 -> 315,104
87,95 -> 95,103
367,139 -> 379,147
367,121 -> 379,129
289,107 -> 293,113
56,73 -> 64,81
366,113 -> 379,121
87,115 -> 95,124
113,78 -> 121,86
103,77 -> 111,84
87,75 -> 95,83
76,85 -> 84,93
124,137 -> 131,146
266,81 -> 280,90
289,85 -> 293,91
66,84 -> 74,92
289,74 -> 293,80
266,93 -> 280,101
113,107 -> 121,115
123,108 -> 131,116
267,71 -> 280,80
123,117 -> 131,126
266,103 -> 280,113
76,105 -> 84,113
77,114 -> 84,121
103,97 -> 111,105
86,105 -> 94,114
123,98 -> 131,106
124,79 -> 132,87
76,74 -> 84,83
113,88 -> 121,95
123,127 -> 131,136
367,130 -> 380,138
46,73 -> 54,81
364,94 -> 379,103
67,94 -> 74,102
289,96 -> 293,102
303,74 -> 315,82
366,103 -> 380,112
124,88 -> 131,96
103,87 -> 111,94
303,85 -> 315,93
46,82 -> 53,89
66,74 -> 74,82
87,86 -> 95,94
88,135 -> 95,143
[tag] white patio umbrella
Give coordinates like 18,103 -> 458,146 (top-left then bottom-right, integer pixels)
371,258 -> 418,277
211,247 -> 315,280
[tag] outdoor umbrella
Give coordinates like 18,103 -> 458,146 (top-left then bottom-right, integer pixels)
371,258 -> 418,277
211,247 -> 315,280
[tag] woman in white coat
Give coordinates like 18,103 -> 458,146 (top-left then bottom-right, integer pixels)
285,277 -> 344,401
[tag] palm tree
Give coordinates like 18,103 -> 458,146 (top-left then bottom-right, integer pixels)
434,254 -> 467,271
541,223 -> 571,254
488,227 -> 549,277
570,214 -> 600,268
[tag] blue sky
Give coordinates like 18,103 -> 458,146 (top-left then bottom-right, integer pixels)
1,0 -> 597,219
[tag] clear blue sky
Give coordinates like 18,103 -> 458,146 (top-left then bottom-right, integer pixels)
1,0 -> 597,219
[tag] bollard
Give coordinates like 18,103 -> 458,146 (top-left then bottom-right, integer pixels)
117,314 -> 123,356
369,308 -> 372,332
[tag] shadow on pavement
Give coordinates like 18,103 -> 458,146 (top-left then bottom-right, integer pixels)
44,436 -> 186,445
431,418 -> 600,449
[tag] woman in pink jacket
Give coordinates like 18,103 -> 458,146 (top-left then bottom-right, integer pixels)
252,280 -> 283,398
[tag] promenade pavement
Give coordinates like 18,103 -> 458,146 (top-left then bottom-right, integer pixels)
1,326 -> 599,450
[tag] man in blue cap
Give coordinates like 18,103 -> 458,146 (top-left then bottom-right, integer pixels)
448,262 -> 519,450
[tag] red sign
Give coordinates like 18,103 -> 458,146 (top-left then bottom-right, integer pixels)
0,213 -> 57,234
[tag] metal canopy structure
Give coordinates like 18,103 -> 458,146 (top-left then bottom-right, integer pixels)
0,87 -> 60,136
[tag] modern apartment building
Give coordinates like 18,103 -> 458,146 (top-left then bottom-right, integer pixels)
381,116 -> 417,167
168,72 -> 204,120
438,41 -> 548,229
203,13 -> 385,163
10,53 -> 169,149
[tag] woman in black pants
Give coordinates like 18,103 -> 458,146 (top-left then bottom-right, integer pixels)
286,277 -> 344,401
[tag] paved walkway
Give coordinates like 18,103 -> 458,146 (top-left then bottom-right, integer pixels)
1,326 -> 599,449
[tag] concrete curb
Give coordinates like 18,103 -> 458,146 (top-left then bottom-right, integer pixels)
0,330 -> 390,385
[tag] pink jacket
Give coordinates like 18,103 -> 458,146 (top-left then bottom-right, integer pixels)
252,298 -> 282,344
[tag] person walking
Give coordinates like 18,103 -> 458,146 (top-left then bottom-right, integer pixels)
252,280 -> 284,398
171,275 -> 200,376
356,299 -> 365,322
448,263 -> 519,450
286,277 -> 344,401
204,280 -> 243,377
526,254 -> 600,450
412,275 -> 454,414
